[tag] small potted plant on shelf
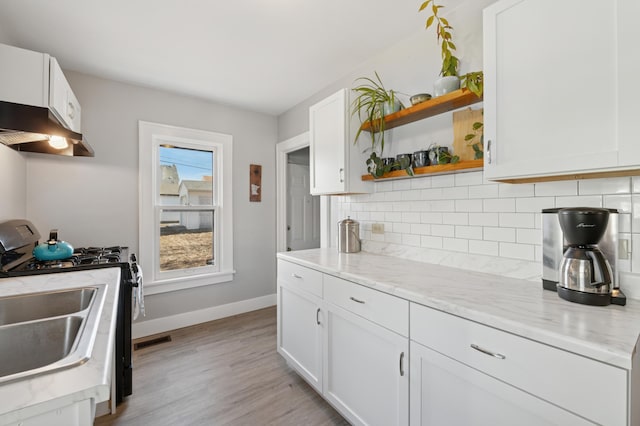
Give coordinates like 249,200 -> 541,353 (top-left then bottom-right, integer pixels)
419,0 -> 483,98
352,72 -> 405,178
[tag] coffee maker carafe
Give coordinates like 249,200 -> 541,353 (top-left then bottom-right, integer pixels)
556,207 -> 625,306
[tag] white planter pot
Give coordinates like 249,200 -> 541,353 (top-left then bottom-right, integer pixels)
434,76 -> 460,97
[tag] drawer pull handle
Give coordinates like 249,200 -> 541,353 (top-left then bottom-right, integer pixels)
470,344 -> 506,360
316,308 -> 321,325
399,352 -> 405,376
349,296 -> 365,304
292,273 -> 303,279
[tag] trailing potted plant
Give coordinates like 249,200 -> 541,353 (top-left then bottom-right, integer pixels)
352,72 -> 404,177
419,0 -> 483,98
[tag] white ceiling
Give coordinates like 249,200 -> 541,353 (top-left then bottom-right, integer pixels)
0,1 -> 465,116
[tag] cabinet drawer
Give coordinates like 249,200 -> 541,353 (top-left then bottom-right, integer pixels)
324,274 -> 408,337
410,303 -> 626,426
277,260 -> 322,297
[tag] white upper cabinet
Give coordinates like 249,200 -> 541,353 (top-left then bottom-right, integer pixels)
0,43 -> 81,133
483,0 -> 640,181
309,88 -> 371,195
49,57 -> 82,133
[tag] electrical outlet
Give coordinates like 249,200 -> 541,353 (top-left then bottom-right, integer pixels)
372,223 -> 384,234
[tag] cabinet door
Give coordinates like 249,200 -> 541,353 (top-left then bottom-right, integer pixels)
309,89 -> 348,194
324,303 -> 408,426
277,280 -> 323,393
49,57 -> 82,133
483,0 -> 621,180
410,342 -> 594,426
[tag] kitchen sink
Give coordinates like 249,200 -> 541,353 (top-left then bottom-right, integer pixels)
0,287 -> 96,326
0,285 -> 106,384
0,316 -> 83,377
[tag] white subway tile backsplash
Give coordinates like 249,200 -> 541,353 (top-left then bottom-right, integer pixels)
393,180 -> 412,191
376,181 -> 394,192
411,223 -> 431,235
535,180 -> 578,196
455,171 -> 484,187
443,238 -> 469,253
484,227 -> 516,242
443,212 -> 469,225
469,240 -> 499,256
469,184 -> 499,199
393,222 -> 411,234
331,172 -> 640,288
384,212 -> 402,222
455,225 -> 483,240
579,177 -> 631,195
499,242 -> 535,261
447,186 -> 470,200
421,212 -> 443,224
499,183 -> 534,198
555,195 -> 603,208
421,188 -> 444,200
455,199 -> 483,212
469,212 -> 499,226
517,228 -> 542,245
515,197 -> 554,213
410,177 -> 432,190
432,200 -> 456,212
432,224 -> 455,237
421,235 -> 443,249
402,212 -> 421,223
402,234 -> 421,247
499,213 -> 535,228
484,198 -> 516,212
432,174 -> 455,188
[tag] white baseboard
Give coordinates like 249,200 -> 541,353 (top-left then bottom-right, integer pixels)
132,293 -> 276,339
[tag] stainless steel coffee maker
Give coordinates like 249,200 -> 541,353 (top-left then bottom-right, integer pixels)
542,207 -> 626,306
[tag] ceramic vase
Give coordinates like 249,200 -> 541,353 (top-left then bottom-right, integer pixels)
433,76 -> 460,97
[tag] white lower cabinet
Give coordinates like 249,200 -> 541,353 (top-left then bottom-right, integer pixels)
277,260 -> 409,426
409,341 -> 593,426
277,261 -> 323,393
324,303 -> 408,426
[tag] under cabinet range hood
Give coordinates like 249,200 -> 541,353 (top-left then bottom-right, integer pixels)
0,101 -> 94,157
0,43 -> 94,157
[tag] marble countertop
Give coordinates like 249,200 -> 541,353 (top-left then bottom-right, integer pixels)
0,268 -> 121,424
278,248 -> 640,370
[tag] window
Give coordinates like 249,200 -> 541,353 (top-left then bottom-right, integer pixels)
139,121 -> 233,294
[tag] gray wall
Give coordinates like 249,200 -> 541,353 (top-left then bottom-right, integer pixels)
278,0 -> 494,142
24,72 -> 278,323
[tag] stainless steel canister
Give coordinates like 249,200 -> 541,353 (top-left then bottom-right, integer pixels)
338,217 -> 361,253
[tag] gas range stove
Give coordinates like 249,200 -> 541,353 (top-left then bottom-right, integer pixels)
12,246 -> 130,274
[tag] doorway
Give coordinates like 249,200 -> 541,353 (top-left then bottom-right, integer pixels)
276,133 -> 329,253
286,147 -> 320,251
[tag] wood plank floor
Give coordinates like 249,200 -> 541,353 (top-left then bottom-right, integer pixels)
95,307 -> 349,426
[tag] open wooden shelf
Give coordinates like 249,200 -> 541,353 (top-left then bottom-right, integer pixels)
361,159 -> 483,181
360,89 -> 483,133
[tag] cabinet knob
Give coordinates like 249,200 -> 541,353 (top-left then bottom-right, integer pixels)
487,140 -> 492,164
339,168 -> 344,183
292,273 -> 303,279
349,296 -> 365,304
399,352 -> 405,376
316,308 -> 321,325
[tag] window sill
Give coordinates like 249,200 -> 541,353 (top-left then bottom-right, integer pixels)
144,270 -> 236,295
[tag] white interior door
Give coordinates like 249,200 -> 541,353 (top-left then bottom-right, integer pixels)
287,163 -> 320,251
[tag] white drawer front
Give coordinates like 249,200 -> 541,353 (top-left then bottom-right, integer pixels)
277,260 -> 323,297
410,303 -> 627,426
324,274 -> 408,337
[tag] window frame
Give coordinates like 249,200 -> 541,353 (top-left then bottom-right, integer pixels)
139,121 -> 234,295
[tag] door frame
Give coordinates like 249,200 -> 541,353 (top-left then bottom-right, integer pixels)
276,132 -> 331,253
